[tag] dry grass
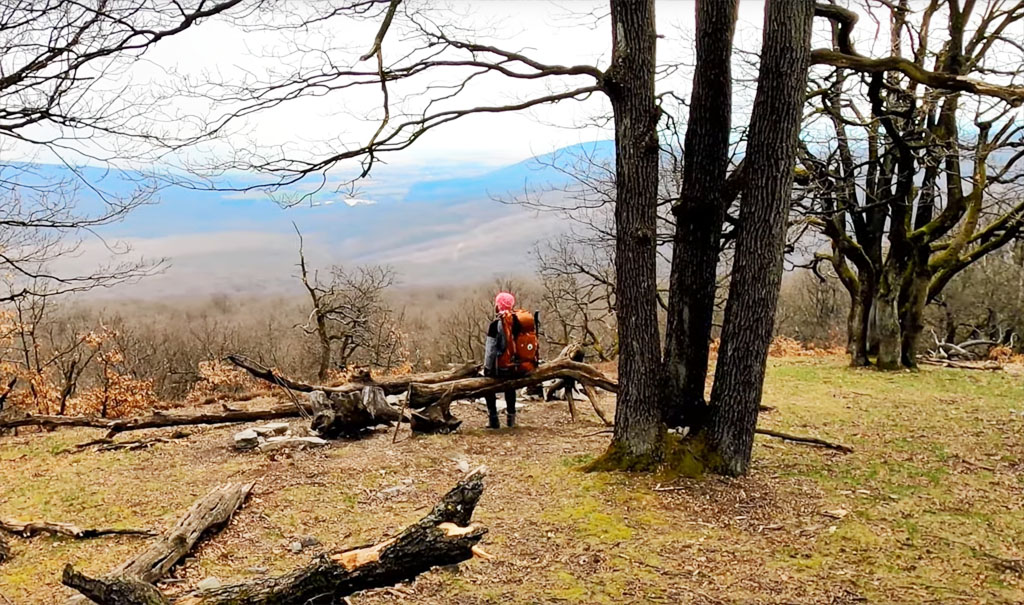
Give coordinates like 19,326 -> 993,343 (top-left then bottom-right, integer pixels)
1,357 -> 1023,604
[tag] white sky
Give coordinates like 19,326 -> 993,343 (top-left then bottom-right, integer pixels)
59,0 -> 772,175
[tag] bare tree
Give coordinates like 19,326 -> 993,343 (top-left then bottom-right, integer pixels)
801,0 -> 1024,369
0,1 -> 249,302
295,227 -> 398,379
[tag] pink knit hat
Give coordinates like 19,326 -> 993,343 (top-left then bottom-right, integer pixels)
495,292 -> 515,312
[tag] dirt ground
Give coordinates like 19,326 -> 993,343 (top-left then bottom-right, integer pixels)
1,356 -> 1023,604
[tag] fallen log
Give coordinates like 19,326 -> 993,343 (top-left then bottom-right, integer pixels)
408,358 -> 618,408
226,355 -> 480,396
62,471 -> 489,605
0,519 -> 154,540
919,358 -> 1003,371
0,405 -> 307,435
63,481 -> 254,605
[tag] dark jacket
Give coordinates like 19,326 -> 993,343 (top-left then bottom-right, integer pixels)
483,317 -> 505,377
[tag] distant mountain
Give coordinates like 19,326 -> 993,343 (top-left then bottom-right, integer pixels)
36,141 -> 616,298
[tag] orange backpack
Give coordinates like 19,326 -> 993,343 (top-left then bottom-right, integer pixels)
496,310 -> 539,375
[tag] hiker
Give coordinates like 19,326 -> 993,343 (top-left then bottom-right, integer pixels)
482,291 -> 540,428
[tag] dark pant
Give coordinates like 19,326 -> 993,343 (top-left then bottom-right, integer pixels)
485,389 -> 516,419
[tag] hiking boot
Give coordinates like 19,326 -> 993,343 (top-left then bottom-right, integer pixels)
506,413 -> 516,428
487,414 -> 500,429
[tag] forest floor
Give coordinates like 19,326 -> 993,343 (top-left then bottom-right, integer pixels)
1,356 -> 1023,604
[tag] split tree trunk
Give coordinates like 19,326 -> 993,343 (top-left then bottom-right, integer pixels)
64,482 -> 254,605
62,471 -> 489,605
706,0 -> 814,476
601,0 -> 665,467
663,0 -> 738,429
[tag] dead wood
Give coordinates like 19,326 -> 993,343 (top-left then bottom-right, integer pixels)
919,358 -> 1003,371
226,355 -> 480,396
754,428 -> 853,453
410,386 -> 460,434
0,519 -> 154,540
63,481 -> 254,605
310,387 -> 400,438
62,472 -> 488,605
69,430 -> 192,453
407,358 -> 617,408
0,405 -> 307,435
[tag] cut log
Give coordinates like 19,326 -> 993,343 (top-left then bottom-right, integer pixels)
226,355 -> 480,396
63,481 -> 254,605
62,471 -> 489,605
0,519 -> 155,540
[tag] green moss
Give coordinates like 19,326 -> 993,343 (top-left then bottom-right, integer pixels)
583,440 -> 663,473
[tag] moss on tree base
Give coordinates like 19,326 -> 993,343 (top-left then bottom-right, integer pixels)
585,433 -> 724,478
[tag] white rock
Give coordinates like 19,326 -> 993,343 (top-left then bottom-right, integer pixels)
233,429 -> 260,450
289,541 -> 303,553
253,422 -> 290,437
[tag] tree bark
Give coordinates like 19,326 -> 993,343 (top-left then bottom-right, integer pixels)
663,0 -> 738,429
64,482 -> 254,605
874,261 -> 903,370
309,387 -> 401,438
706,0 -> 814,476
62,471 -> 489,605
599,0 -> 665,468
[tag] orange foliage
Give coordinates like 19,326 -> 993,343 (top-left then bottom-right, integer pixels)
988,345 -> 1013,362
185,359 -> 270,404
707,336 -> 845,359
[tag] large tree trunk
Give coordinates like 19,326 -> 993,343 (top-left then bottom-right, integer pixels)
705,0 -> 814,476
663,0 -> 738,430
900,257 -> 930,368
596,0 -> 665,469
64,482 -> 254,605
62,471 -> 489,605
874,260 -> 903,370
849,282 -> 873,367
